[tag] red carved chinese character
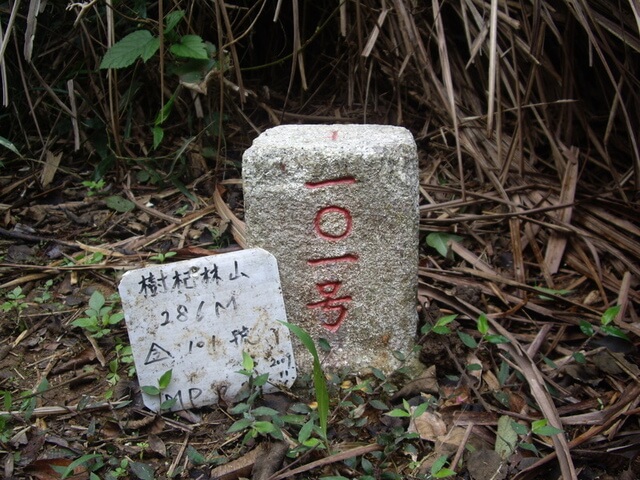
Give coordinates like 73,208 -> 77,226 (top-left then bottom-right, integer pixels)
305,176 -> 356,189
313,206 -> 352,241
307,254 -> 358,266
307,281 -> 352,332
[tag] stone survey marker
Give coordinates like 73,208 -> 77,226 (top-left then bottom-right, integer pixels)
118,249 -> 296,412
243,124 -> 419,373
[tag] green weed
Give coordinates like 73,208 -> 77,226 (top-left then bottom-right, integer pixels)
141,369 -> 177,411
71,291 -> 124,338
1,287 -> 27,315
99,9 -> 226,150
105,342 -> 135,400
149,251 -> 177,263
227,351 -> 287,444
580,305 -> 628,340
81,178 -> 107,196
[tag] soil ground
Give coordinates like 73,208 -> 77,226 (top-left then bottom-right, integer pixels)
1,163 -> 638,480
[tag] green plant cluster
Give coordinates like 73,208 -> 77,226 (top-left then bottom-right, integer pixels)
71,291 -> 124,339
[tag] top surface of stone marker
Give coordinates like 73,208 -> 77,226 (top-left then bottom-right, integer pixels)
118,248 -> 296,412
243,124 -> 419,374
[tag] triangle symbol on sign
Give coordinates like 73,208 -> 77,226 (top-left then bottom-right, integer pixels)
144,342 -> 173,365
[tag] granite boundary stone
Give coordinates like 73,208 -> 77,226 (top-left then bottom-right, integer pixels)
243,124 -> 419,374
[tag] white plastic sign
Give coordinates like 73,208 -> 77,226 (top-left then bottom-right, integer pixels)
118,248 -> 297,411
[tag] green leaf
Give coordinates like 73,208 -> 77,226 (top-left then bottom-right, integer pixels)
426,232 -> 463,258
158,369 -> 173,390
154,91 -> 177,126
466,363 -> 482,371
533,286 -> 572,300
413,402 -> 429,418
230,403 -> 249,414
392,350 -> 406,361
152,126 -> 164,150
241,351 -> 254,372
421,323 -> 433,335
433,315 -> 458,333
71,317 -> 98,329
385,408 -> 411,418
160,397 -> 178,410
280,414 -> 306,425
298,419 -> 314,444
251,406 -> 279,417
317,337 -> 331,353
252,421 -> 276,434
128,460 -> 156,480
168,176 -> 198,203
435,314 -> 458,327
485,334 -> 510,344
432,326 -> 451,335
531,419 -> 563,436
36,378 -> 49,394
0,136 -> 21,156
227,418 -> 253,433
141,386 -> 160,396
579,320 -> 595,337
60,454 -> 103,479
105,195 -> 135,212
510,420 -> 529,435
253,373 -> 269,387
498,361 -> 509,386
100,30 -> 160,69
280,321 -> 329,440
2,391 -> 12,411
430,455 -> 449,476
434,469 -> 456,478
301,438 -> 322,448
88,291 -> 105,312
164,10 -> 185,33
107,312 -> 124,325
519,441 -> 540,454
369,399 -> 388,410
533,424 -> 564,436
170,35 -> 208,59
542,356 -> 557,369
573,352 -> 586,364
495,415 -> 518,459
601,305 -> 621,326
601,325 -> 629,340
477,314 -> 489,335
361,457 -> 374,474
458,331 -> 478,348
186,446 -> 206,465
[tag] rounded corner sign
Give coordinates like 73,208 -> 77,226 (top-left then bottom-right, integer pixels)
118,248 -> 297,412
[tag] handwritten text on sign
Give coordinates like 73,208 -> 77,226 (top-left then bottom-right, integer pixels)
119,248 -> 296,412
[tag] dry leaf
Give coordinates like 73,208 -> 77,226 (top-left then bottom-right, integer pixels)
466,352 -> 483,381
24,458 -> 88,480
392,364 -> 439,401
437,425 -> 469,451
41,150 -> 62,187
483,370 -> 501,391
408,410 -> 447,442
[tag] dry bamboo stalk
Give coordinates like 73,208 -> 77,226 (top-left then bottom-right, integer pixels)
544,147 -> 579,274
0,401 -> 129,418
213,186 -> 246,248
361,7 -> 388,57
